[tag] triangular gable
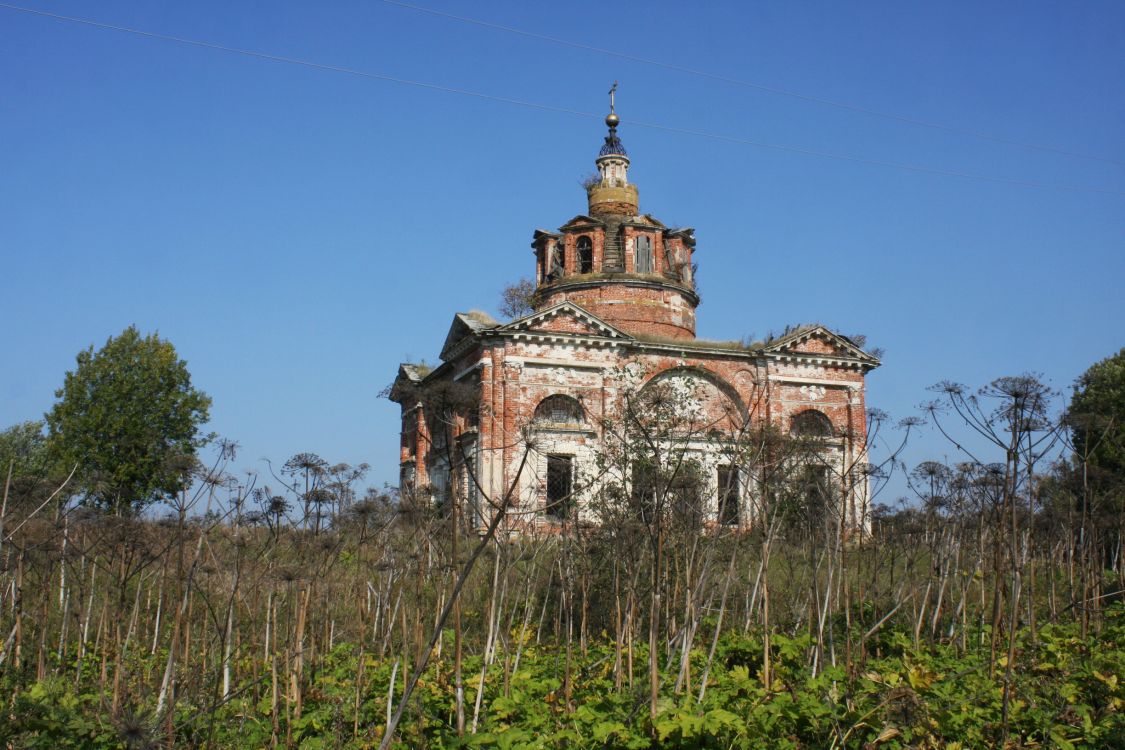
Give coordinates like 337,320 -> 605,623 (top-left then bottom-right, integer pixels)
762,326 -> 878,365
440,312 -> 497,361
558,214 -> 604,232
665,226 -> 696,247
388,362 -> 427,402
532,228 -> 561,244
497,302 -> 632,341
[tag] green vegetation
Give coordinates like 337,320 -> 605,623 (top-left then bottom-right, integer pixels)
3,611 -> 1123,748
1,339 -> 1123,747
44,326 -> 211,514
1069,347 -> 1125,476
0,420 -> 52,479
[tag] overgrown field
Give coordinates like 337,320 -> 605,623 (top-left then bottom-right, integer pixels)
4,611 -> 1125,748
3,362 -> 1124,747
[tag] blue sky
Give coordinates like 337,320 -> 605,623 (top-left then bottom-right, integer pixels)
2,1 -> 1122,500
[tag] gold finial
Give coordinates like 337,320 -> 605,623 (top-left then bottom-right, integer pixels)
606,81 -> 619,127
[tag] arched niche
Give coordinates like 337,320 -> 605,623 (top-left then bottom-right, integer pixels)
790,409 -> 834,438
636,367 -> 745,433
534,394 -> 584,426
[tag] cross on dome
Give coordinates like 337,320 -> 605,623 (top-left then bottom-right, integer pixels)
599,81 -> 626,157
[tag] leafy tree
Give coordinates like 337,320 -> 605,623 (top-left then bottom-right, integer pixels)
45,326 -> 212,514
1069,347 -> 1125,477
0,420 -> 52,479
0,419 -> 64,511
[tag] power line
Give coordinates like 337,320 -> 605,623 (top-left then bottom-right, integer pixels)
380,0 -> 1125,169
0,4 -> 599,119
1,2 -> 1123,197
621,118 -> 1125,195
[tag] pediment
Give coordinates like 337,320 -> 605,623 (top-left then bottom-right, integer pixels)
531,228 -> 561,247
762,326 -> 877,364
388,362 -> 429,402
627,214 -> 666,229
665,226 -> 696,247
559,214 -> 604,231
440,312 -> 498,361
498,302 -> 632,341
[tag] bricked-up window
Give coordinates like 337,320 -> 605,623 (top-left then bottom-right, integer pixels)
717,465 -> 740,526
546,455 -> 573,519
534,394 -> 583,425
791,409 -> 834,438
577,236 -> 593,274
635,235 -> 653,274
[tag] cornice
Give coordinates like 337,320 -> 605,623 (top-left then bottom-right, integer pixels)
764,351 -> 873,371
536,275 -> 701,306
624,340 -> 759,360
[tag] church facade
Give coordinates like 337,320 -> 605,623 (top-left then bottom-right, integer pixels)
390,109 -> 879,531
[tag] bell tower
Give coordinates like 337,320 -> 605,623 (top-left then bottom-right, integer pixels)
530,87 -> 700,340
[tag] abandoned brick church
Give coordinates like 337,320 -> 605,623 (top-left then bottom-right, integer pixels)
390,105 -> 879,530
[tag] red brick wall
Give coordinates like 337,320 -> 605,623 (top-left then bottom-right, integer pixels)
789,337 -> 839,355
538,284 -> 697,339
397,335 -> 872,533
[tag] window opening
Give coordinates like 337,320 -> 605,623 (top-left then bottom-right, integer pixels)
577,236 -> 593,273
791,409 -> 834,438
632,461 -> 658,523
635,235 -> 653,274
670,463 -> 703,529
717,465 -> 740,526
546,455 -> 574,519
799,464 -> 832,522
534,395 -> 583,425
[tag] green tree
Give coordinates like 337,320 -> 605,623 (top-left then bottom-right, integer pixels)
0,420 -> 52,478
1069,347 -> 1125,477
0,419 -> 65,511
45,326 -> 212,514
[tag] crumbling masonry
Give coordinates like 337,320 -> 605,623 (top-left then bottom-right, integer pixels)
390,109 -> 879,531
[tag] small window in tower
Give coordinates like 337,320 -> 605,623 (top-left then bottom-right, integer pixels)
635,235 -> 653,274
534,395 -> 583,426
717,465 -> 740,526
546,455 -> 574,519
577,236 -> 593,274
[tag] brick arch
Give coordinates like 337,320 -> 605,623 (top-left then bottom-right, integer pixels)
638,365 -> 747,429
534,393 -> 584,425
790,408 -> 834,438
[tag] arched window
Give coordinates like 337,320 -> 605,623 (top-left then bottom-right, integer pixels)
790,409 -> 834,438
577,236 -> 593,274
534,395 -> 583,425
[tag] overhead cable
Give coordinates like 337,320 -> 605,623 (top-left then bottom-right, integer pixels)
380,0 -> 1125,169
1,3 -> 1122,197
